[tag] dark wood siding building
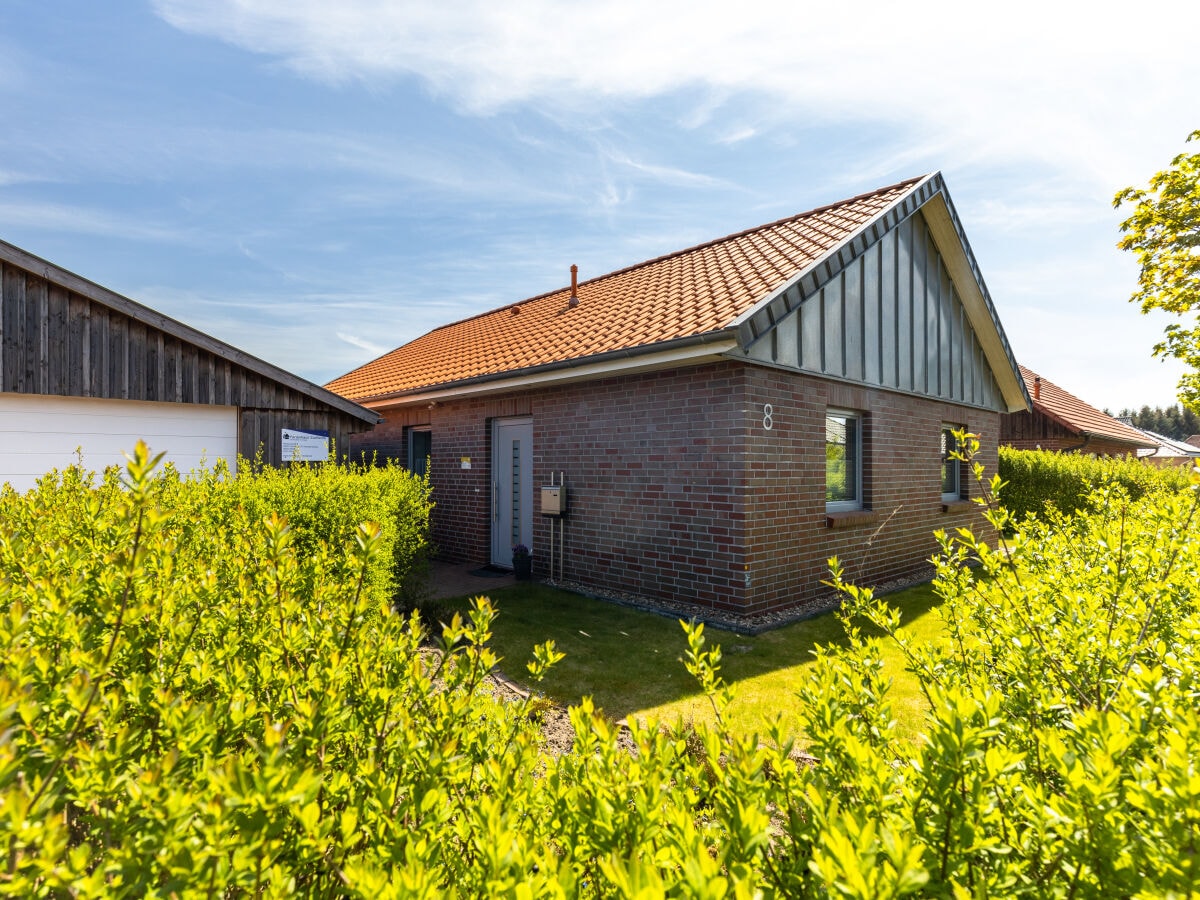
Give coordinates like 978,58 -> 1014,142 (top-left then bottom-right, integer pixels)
0,239 -> 378,489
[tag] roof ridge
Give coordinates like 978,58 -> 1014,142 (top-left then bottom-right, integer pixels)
326,174 -> 935,397
418,174 -> 928,338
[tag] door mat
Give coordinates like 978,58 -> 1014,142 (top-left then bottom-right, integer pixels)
468,565 -> 512,578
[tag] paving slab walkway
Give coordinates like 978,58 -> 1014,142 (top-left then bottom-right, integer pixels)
427,559 -> 519,600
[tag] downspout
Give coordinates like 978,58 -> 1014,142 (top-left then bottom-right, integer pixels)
1061,434 -> 1092,454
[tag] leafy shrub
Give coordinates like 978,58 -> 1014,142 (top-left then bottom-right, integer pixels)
998,445 -> 1193,520
209,454 -> 431,609
4,440 -> 1200,896
812,438 -> 1200,896
0,444 -> 549,895
65,449 -> 433,612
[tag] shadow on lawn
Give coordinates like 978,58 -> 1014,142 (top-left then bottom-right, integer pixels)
442,581 -> 945,724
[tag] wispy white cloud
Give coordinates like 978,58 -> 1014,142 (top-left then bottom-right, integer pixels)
968,195 -> 1110,234
716,126 -> 758,146
0,200 -> 193,243
151,0 -> 1200,191
134,281 -> 468,383
0,169 -> 43,188
601,148 -> 723,188
596,180 -> 623,208
336,331 -> 388,355
1,110 -> 583,215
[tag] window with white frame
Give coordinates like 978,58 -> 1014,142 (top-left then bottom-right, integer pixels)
826,410 -> 862,511
941,425 -> 963,502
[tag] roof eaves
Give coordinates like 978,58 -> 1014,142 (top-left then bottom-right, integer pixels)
0,239 -> 380,425
1031,401 -> 1157,449
1136,429 -> 1200,455
1076,428 -> 1160,450
350,328 -> 738,406
1021,368 -> 1157,450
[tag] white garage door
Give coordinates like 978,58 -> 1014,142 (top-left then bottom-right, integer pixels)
0,393 -> 238,492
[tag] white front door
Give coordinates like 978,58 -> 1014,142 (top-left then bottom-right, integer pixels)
491,417 -> 533,568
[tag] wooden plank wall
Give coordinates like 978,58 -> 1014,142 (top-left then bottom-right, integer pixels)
238,408 -> 363,467
0,260 -> 368,467
999,408 -> 1075,446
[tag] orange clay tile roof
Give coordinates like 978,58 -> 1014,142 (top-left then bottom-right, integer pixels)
1019,366 -> 1157,449
327,177 -> 923,402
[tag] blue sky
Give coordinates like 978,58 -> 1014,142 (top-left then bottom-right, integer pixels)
2,0 -> 1198,412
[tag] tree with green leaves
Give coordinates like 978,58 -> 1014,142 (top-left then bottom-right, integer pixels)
1115,130 -> 1200,410
1118,403 -> 1200,441
1110,402 -> 1200,440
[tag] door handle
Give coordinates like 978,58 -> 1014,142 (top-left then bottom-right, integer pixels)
493,480 -> 499,522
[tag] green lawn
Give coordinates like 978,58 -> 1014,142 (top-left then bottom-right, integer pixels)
444,580 -> 944,742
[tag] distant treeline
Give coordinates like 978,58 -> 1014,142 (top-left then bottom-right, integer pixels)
1105,403 -> 1200,441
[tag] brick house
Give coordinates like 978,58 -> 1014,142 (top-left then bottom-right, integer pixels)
999,366 -> 1156,457
328,174 -> 1028,618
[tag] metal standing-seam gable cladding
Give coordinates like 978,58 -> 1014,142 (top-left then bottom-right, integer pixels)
742,209 -> 1005,411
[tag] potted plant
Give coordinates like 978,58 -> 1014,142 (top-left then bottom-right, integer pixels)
511,544 -> 532,580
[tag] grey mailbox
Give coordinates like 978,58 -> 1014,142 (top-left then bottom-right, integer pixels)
541,485 -> 566,516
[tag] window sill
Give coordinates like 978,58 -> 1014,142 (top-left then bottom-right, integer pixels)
826,509 -> 878,529
941,499 -> 973,514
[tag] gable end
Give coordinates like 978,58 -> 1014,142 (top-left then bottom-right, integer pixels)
733,174 -> 1027,413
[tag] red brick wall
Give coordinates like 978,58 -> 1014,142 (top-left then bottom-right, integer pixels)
351,361 -> 998,616
532,364 -> 747,612
742,368 -> 996,614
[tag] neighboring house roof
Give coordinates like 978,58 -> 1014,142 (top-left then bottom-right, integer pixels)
1017,366 -> 1156,450
0,238 -> 378,425
328,173 -> 1027,412
1186,435 -> 1200,449
1135,428 -> 1200,459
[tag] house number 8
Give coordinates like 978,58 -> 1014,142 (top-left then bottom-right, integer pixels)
762,403 -> 774,430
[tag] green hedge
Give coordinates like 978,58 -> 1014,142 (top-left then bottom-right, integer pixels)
997,446 -> 1194,520
4,442 -> 1200,896
822,470 -> 1200,897
0,444 -> 515,896
41,449 -> 434,610
208,455 -> 433,608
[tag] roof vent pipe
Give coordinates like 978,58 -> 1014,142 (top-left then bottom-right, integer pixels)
568,264 -> 579,307
1034,376 -> 1041,401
